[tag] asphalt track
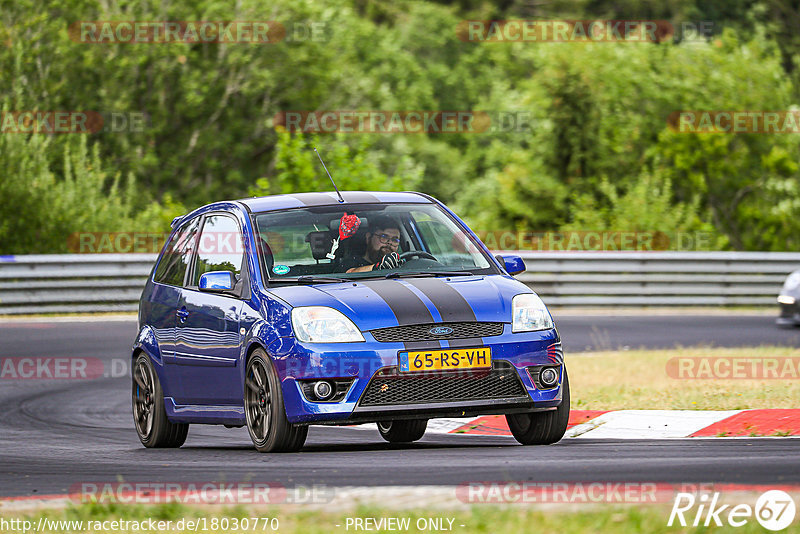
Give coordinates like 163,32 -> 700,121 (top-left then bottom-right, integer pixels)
0,315 -> 798,497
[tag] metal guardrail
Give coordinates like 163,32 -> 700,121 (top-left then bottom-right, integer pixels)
514,251 -> 799,307
0,254 -> 156,315
0,252 -> 796,314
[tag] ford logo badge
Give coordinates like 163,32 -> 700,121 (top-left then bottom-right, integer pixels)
429,326 -> 454,336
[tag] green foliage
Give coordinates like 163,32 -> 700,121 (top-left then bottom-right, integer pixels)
3,0 -> 800,252
563,173 -> 727,250
454,144 -> 568,231
248,131 -> 422,196
0,133 -> 185,253
455,29 -> 800,250
0,133 -> 58,252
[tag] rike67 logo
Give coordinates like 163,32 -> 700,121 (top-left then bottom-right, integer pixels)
669,490 -> 796,531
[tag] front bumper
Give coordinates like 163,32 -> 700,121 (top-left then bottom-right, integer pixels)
267,324 -> 564,424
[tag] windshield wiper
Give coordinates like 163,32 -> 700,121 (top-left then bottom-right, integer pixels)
270,276 -> 351,285
383,271 -> 473,279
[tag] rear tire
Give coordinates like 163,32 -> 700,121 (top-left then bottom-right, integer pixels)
377,419 -> 428,443
245,349 -> 308,453
506,368 -> 570,445
132,353 -> 189,448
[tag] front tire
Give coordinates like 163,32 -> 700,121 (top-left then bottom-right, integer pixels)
506,368 -> 570,445
245,349 -> 308,453
132,353 -> 189,448
377,419 -> 428,443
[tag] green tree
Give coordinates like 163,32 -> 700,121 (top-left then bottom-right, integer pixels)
0,133 -> 184,254
562,172 -> 725,250
248,131 -> 422,196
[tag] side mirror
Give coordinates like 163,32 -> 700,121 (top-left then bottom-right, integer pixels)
198,271 -> 235,292
496,254 -> 525,276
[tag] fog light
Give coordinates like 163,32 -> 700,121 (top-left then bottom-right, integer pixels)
540,367 -> 558,387
778,295 -> 796,305
313,380 -> 334,400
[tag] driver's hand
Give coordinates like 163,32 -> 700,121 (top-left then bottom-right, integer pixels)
375,251 -> 404,270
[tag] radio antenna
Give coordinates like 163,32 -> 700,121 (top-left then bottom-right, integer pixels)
313,147 -> 345,203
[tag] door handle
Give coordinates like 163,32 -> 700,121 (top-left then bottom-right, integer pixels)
176,307 -> 189,322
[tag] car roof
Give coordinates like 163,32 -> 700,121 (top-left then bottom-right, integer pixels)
238,191 -> 433,213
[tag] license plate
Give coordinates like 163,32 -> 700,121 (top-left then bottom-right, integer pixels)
398,347 -> 491,372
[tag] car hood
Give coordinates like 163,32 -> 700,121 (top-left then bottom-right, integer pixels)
267,275 -> 537,331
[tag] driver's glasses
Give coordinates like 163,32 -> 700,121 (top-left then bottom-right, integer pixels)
376,233 -> 400,246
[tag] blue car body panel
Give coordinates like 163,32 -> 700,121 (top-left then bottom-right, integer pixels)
134,191 -> 565,426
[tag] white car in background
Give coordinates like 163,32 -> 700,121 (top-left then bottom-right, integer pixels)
777,271 -> 800,326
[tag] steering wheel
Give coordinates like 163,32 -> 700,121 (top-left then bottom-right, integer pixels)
400,251 -> 437,262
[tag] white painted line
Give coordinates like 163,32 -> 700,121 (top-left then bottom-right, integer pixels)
565,417 -> 607,438
569,410 -> 742,439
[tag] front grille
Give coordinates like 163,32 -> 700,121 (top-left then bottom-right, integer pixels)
358,361 -> 527,406
370,322 -> 504,343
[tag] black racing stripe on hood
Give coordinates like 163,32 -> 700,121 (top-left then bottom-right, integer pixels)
361,280 -> 441,351
402,278 -> 483,348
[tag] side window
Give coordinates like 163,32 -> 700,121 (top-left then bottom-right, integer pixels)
192,214 -> 245,286
153,218 -> 200,287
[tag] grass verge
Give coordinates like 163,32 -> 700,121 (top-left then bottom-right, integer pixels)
569,346 -> 800,410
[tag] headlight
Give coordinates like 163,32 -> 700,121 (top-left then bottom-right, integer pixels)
783,272 -> 800,292
512,293 -> 553,332
291,306 -> 365,343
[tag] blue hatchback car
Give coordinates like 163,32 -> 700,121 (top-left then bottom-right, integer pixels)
133,191 -> 569,452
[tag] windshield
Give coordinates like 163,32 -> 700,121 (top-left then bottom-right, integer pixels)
252,203 -> 494,282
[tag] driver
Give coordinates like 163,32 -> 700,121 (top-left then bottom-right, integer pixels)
341,215 -> 406,273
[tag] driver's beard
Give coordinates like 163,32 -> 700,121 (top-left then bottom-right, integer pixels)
367,245 -> 391,263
